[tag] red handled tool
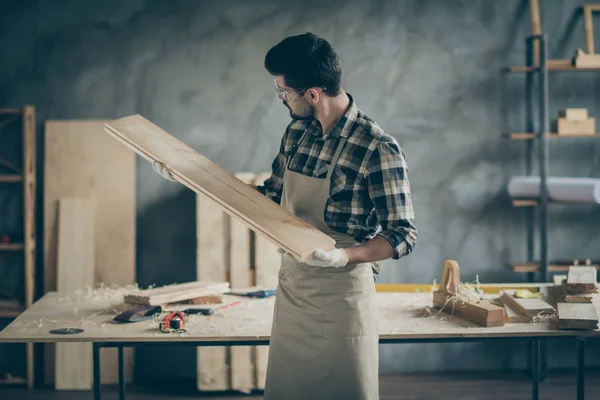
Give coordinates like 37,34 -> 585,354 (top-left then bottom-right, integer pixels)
159,311 -> 186,333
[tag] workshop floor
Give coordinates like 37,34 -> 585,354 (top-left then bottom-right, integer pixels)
1,371 -> 599,399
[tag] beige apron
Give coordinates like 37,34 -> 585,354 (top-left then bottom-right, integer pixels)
264,130 -> 379,400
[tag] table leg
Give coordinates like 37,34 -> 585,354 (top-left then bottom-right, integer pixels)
93,342 -> 102,400
118,345 -> 126,400
531,339 -> 540,400
577,338 -> 585,400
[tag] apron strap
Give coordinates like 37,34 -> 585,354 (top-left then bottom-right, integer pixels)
326,134 -> 349,180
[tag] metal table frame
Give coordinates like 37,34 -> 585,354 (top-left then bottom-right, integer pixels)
92,335 -> 591,400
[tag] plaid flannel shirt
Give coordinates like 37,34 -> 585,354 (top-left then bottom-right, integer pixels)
258,94 -> 417,260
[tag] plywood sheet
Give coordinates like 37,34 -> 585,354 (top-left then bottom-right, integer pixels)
196,193 -> 229,390
55,198 -> 94,390
229,173 -> 255,392
44,120 -> 136,385
104,115 -> 335,261
253,172 -> 280,389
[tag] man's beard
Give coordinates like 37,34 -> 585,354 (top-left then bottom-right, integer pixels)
283,100 -> 314,120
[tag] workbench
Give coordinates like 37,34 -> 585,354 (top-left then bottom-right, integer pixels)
0,290 -> 598,400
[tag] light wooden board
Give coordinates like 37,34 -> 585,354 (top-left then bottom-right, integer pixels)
196,193 -> 229,390
55,198 -> 95,390
500,290 -> 554,316
253,172 -> 281,390
44,120 -> 136,385
557,303 -> 599,330
567,266 -> 597,287
124,281 -> 230,306
229,173 -> 255,392
502,301 -> 532,323
2,292 -> 599,344
104,115 -> 335,261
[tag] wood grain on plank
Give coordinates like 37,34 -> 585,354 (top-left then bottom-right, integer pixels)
197,193 -> 229,390
104,115 -> 335,261
500,290 -> 554,316
55,198 -> 95,390
44,120 -> 136,385
432,291 -> 505,327
557,303 -> 598,330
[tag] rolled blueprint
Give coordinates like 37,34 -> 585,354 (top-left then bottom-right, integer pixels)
508,176 -> 600,204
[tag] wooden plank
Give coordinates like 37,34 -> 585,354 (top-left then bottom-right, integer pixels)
104,115 -> 335,262
253,172 -> 281,390
499,290 -> 554,316
557,303 -> 598,330
503,301 -> 533,323
229,173 -> 255,393
0,174 -> 23,182
567,266 -> 597,288
55,198 -> 95,390
529,0 -> 541,65
584,4 -> 595,54
196,193 -> 229,391
44,120 -> 136,385
432,291 -> 505,327
124,281 -> 229,306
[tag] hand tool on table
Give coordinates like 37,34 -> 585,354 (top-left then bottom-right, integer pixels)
159,311 -> 186,333
229,289 -> 276,298
184,300 -> 242,315
114,305 -> 162,323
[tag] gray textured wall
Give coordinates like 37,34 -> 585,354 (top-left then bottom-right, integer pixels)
1,0 -> 599,380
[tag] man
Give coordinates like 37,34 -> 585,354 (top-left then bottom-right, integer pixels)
153,32 -> 416,400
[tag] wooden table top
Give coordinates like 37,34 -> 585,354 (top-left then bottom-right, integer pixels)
0,290 -> 598,343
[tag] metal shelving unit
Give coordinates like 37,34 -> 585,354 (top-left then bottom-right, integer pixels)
0,105 -> 36,388
506,34 -> 600,284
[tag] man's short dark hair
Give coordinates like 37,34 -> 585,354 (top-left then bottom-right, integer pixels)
264,32 -> 342,97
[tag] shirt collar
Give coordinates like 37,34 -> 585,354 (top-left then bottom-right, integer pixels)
310,93 -> 358,140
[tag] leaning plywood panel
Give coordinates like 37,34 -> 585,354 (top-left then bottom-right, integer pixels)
197,194 -> 229,390
55,198 -> 95,390
230,173 -> 255,392
253,172 -> 281,389
104,115 -> 335,261
44,120 -> 135,385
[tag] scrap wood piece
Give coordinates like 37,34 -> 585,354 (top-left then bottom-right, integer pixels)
432,291 -> 505,327
104,115 -> 336,262
557,302 -> 599,330
566,266 -> 597,294
124,281 -> 230,306
562,279 -> 595,303
432,259 -> 505,327
500,290 -> 554,316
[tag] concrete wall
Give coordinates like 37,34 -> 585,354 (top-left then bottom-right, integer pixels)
1,0 -> 599,380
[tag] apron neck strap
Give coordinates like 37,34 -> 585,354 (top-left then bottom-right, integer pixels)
326,134 -> 349,180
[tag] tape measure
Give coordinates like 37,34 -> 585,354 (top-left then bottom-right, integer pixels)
159,311 -> 186,333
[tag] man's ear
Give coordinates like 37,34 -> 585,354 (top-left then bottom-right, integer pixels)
306,88 -> 320,104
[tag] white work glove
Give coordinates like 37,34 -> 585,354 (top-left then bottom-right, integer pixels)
152,161 -> 177,182
278,248 -> 348,268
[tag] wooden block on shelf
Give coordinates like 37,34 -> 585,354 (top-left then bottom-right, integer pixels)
559,108 -> 588,121
557,117 -> 595,135
499,290 -> 554,316
432,291 -> 505,327
573,49 -> 600,68
557,302 -> 599,330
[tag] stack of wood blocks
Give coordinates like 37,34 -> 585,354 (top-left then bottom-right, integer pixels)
555,266 -> 599,330
556,108 -> 595,136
